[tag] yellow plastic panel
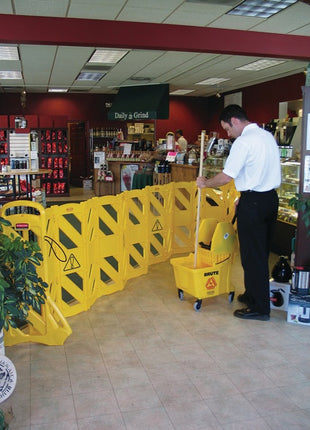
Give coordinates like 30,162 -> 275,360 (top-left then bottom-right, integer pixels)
122,190 -> 149,281
147,183 -> 173,265
4,295 -> 72,346
171,182 -> 197,254
85,195 -> 125,307
44,203 -> 88,317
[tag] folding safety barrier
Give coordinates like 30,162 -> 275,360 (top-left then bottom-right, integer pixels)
0,181 -> 237,346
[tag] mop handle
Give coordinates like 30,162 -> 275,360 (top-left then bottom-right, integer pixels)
194,130 -> 206,268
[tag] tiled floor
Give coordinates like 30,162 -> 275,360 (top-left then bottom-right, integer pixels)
3,248 -> 310,429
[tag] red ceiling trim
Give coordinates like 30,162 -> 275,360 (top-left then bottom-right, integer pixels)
0,14 -> 309,60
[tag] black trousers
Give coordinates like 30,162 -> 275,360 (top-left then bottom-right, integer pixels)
237,189 -> 279,314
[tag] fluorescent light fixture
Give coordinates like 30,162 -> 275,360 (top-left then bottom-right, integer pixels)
227,0 -> 297,18
0,46 -> 19,60
170,89 -> 194,95
236,59 -> 285,71
0,71 -> 22,79
196,77 -> 230,85
89,49 -> 128,64
48,88 -> 68,93
77,72 -> 105,81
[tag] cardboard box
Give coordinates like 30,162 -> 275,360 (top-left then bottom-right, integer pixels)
287,293 -> 310,326
269,280 -> 291,311
83,179 -> 92,190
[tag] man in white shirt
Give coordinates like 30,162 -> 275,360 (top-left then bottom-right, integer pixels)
175,129 -> 188,152
197,104 -> 281,321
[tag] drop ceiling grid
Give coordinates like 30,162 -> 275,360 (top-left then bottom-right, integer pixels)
98,50 -> 166,86
49,46 -> 94,86
247,2 -> 310,33
133,51 -> 204,78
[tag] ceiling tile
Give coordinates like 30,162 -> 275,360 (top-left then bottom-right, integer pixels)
49,46 -> 94,86
208,14 -> 265,30
68,0 -> 126,19
20,45 -> 57,85
14,0 -> 69,17
0,0 -> 13,13
163,3 -> 232,25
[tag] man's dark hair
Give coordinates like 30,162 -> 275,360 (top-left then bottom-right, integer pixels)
219,104 -> 249,126
175,129 -> 183,136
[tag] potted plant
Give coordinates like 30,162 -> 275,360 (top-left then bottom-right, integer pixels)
289,193 -> 310,236
0,216 -> 48,405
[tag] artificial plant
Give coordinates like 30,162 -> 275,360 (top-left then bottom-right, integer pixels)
0,217 -> 48,333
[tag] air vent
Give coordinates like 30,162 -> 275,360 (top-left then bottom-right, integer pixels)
185,0 -> 240,5
130,76 -> 152,82
2,87 -> 24,93
69,88 -> 90,93
83,64 -> 112,72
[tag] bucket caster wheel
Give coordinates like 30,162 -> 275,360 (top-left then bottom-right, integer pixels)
228,291 -> 235,303
194,299 -> 202,312
178,289 -> 184,301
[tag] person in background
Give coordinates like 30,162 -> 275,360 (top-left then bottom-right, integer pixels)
175,129 -> 188,152
196,104 -> 281,321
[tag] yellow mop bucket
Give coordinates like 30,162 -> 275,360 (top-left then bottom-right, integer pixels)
170,219 -> 237,311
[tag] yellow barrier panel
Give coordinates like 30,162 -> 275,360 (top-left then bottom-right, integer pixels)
44,202 -> 88,317
0,208 -> 72,346
147,183 -> 173,265
171,181 -> 197,254
122,189 -> 149,281
85,195 -> 125,308
4,295 -> 72,346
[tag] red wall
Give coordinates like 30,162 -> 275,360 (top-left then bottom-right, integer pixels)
206,72 -> 305,137
0,72 -> 305,142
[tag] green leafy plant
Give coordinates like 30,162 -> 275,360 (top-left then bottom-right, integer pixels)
289,193 -> 310,235
0,217 -> 48,332
0,409 -> 5,429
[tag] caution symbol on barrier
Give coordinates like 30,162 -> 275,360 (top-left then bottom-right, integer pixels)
205,277 -> 217,290
152,220 -> 163,232
64,253 -> 81,271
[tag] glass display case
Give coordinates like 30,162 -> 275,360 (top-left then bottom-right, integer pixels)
277,161 -> 300,225
203,156 -> 227,178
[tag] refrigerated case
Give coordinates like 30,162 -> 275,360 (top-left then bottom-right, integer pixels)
271,160 -> 300,255
277,161 -> 300,225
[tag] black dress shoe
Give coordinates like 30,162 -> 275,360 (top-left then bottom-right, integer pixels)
234,308 -> 270,321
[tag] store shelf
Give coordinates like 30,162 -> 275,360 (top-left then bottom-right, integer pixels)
40,128 -> 69,196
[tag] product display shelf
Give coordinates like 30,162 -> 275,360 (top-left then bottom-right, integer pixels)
39,128 -> 69,197
127,122 -> 155,147
0,128 -> 10,167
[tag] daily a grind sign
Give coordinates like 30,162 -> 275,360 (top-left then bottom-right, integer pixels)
108,84 -> 169,121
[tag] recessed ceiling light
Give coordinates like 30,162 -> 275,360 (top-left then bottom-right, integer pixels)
227,0 -> 297,18
196,77 -> 230,85
89,49 -> 128,64
48,88 -> 68,93
0,46 -> 19,61
77,72 -> 105,81
170,89 -> 194,95
0,71 -> 22,79
236,59 -> 285,71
